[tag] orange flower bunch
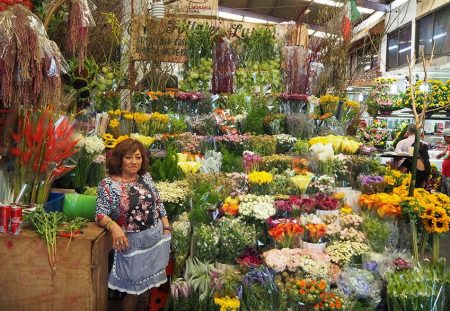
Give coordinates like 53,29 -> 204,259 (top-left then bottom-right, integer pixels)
359,193 -> 402,218
221,203 -> 239,217
316,292 -> 343,310
295,279 -> 327,303
305,223 -> 327,243
268,222 -> 304,248
292,157 -> 310,174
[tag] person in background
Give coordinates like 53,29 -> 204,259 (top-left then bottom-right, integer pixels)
399,141 -> 431,188
437,128 -> 450,195
395,123 -> 417,153
96,138 -> 171,311
357,120 -> 370,142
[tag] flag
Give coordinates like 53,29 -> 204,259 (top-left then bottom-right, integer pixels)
342,0 -> 361,42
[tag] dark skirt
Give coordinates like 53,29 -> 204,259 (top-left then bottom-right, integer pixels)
108,221 -> 171,294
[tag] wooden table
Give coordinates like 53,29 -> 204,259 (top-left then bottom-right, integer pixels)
0,222 -> 112,311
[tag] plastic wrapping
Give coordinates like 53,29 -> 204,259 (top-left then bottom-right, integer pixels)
0,5 -> 66,108
67,0 -> 96,70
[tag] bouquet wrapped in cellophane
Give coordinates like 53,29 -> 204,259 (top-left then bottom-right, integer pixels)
10,108 -> 79,204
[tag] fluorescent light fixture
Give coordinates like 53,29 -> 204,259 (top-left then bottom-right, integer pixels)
433,32 -> 447,40
313,0 -> 343,7
218,11 -> 243,21
390,0 -> 409,10
388,45 -> 398,50
399,46 -> 411,53
358,7 -> 374,14
243,16 -> 268,23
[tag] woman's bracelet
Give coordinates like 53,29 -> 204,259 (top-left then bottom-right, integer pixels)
105,219 -> 115,231
163,225 -> 172,231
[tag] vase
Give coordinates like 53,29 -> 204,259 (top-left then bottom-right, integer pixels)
316,209 -> 340,217
335,187 -> 362,213
300,240 -> 327,251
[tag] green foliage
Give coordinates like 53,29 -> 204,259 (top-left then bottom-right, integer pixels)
240,26 -> 277,64
243,99 -> 270,135
249,135 -> 277,156
169,114 -> 188,134
361,217 -> 391,253
221,147 -> 243,173
292,140 -> 310,156
150,144 -> 179,182
188,182 -> 220,227
181,22 -> 213,69
217,93 -> 250,115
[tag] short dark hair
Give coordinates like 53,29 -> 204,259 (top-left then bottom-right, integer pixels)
107,138 -> 149,176
407,124 -> 416,134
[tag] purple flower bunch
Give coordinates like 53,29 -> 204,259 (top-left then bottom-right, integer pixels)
242,267 -> 276,287
280,93 -> 308,102
176,91 -> 204,101
243,150 -> 262,173
358,175 -> 385,195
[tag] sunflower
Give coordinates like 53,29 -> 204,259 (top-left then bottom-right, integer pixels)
433,217 -> 449,234
432,206 -> 447,220
423,217 -> 435,233
422,205 -> 435,219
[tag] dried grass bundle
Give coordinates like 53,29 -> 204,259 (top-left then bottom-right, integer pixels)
0,5 -> 65,108
67,0 -> 95,73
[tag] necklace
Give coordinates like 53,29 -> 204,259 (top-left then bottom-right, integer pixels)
120,175 -> 138,183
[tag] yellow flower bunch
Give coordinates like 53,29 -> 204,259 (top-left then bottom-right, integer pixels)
309,135 -> 361,155
102,134 -> 129,149
214,296 -> 240,311
109,118 -> 120,128
290,172 -> 314,193
150,112 -> 170,124
248,171 -> 273,185
319,94 -> 339,104
123,113 -> 134,120
133,113 -> 151,123
375,77 -> 397,84
130,133 -> 156,149
384,169 -> 410,189
340,205 -> 353,214
177,161 -> 201,175
108,109 -> 121,117
344,100 -> 360,109
359,192 -> 402,218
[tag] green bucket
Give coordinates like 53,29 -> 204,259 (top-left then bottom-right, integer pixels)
63,193 -> 97,221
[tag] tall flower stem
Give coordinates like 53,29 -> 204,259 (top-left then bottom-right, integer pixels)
433,234 -> 439,263
410,221 -> 419,262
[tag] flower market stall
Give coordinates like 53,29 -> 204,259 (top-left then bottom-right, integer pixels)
1,1 -> 450,311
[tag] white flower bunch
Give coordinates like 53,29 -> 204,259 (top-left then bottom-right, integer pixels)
173,218 -> 191,236
218,218 -> 255,262
326,222 -> 342,236
339,214 -> 363,228
276,134 -> 297,145
310,143 -> 334,162
311,175 -> 335,193
300,213 -> 324,225
196,150 -> 222,173
78,135 -> 105,155
156,180 -> 190,205
195,224 -> 220,262
295,255 -> 329,278
238,194 -> 275,220
326,241 -> 370,266
339,228 -> 366,243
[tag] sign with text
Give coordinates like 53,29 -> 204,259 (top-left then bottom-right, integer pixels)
131,17 -> 307,63
167,0 -> 218,18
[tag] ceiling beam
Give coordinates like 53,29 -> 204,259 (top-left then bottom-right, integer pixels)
219,5 -> 288,23
358,0 -> 389,12
270,0 -> 282,16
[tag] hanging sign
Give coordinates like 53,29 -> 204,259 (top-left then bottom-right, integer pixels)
167,0 -> 218,18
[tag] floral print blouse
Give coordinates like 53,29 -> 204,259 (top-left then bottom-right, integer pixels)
96,172 -> 167,232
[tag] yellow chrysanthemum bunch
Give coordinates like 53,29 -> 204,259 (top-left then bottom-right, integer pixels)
109,118 -> 120,128
214,296 -> 240,311
248,171 -> 273,185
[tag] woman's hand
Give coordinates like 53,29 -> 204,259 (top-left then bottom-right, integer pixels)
110,223 -> 129,251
